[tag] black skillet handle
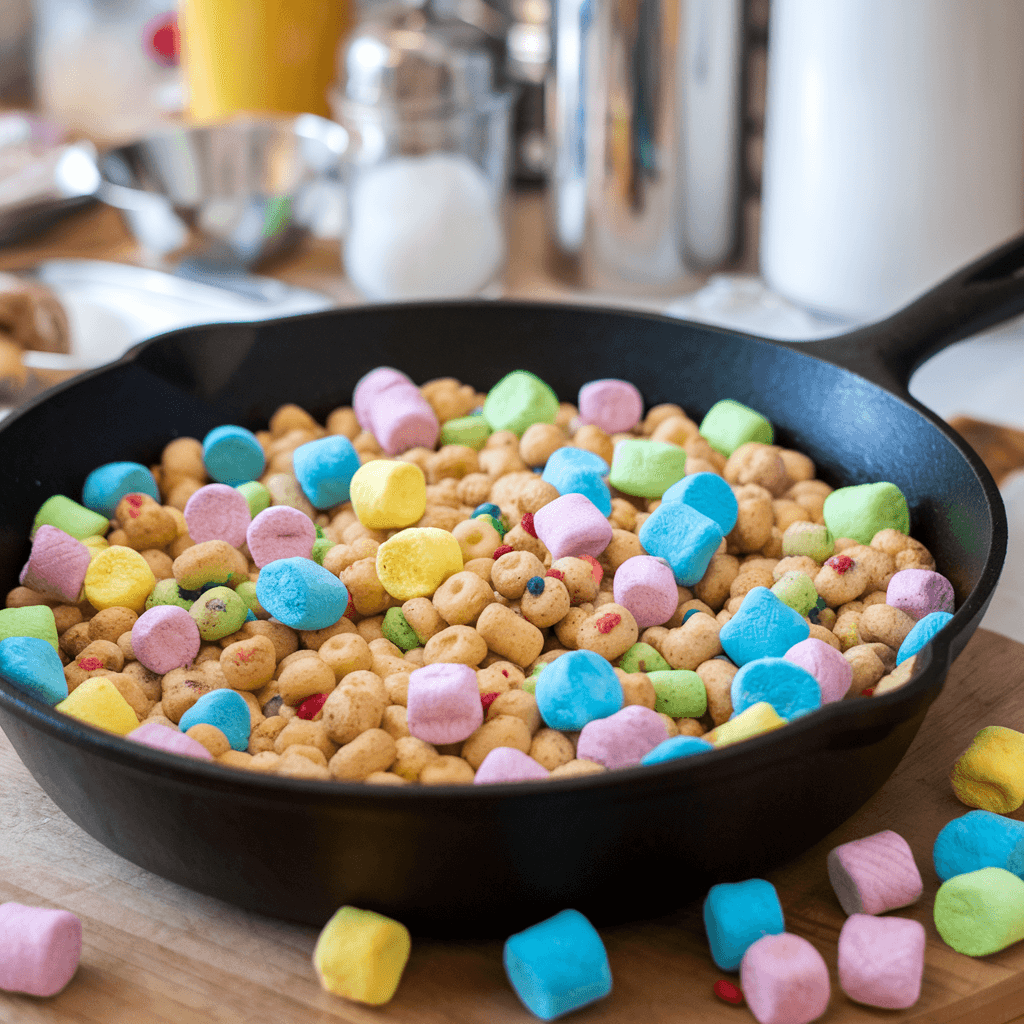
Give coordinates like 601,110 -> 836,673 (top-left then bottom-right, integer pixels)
789,230 -> 1024,398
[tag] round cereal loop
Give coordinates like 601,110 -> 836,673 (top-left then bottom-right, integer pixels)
451,517 -> 503,562
321,684 -> 386,745
83,546 -> 157,613
576,604 -> 639,661
476,603 -> 545,668
462,714 -> 533,768
431,571 -> 493,626
328,728 -> 397,780
423,625 -> 489,666
220,634 -> 277,691
492,551 -> 547,600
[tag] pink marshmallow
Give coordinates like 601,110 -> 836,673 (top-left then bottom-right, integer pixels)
474,746 -> 549,784
127,721 -> 214,760
533,493 -> 614,562
406,663 -> 484,745
612,555 -> 678,629
19,525 -> 91,602
838,914 -> 925,1009
0,902 -> 82,997
740,933 -> 831,1024
578,379 -> 644,434
131,605 -> 202,674
783,637 -> 853,704
886,568 -> 955,621
246,505 -> 316,568
183,483 -> 252,548
353,367 -> 439,455
576,704 -> 667,770
827,830 -> 922,916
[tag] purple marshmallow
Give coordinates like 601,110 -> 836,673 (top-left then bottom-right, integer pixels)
886,569 -> 955,621
474,746 -> 550,784
19,525 -> 91,603
407,663 -> 484,745
246,505 -> 317,568
533,493 -> 614,561
784,637 -> 853,704
127,721 -> 214,760
576,704 -> 668,770
612,555 -> 679,630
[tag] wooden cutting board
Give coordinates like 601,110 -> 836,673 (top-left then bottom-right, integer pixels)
2,629 -> 1024,1024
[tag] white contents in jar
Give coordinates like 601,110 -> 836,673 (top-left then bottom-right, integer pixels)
344,152 -> 505,301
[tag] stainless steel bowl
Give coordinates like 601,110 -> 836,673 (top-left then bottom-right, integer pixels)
96,115 -> 348,272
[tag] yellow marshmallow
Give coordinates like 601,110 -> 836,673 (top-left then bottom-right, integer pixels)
81,534 -> 110,556
376,528 -> 463,601
55,677 -> 140,735
349,460 -> 427,529
313,906 -> 411,1005
83,545 -> 156,612
704,701 -> 786,747
951,726 -> 1024,813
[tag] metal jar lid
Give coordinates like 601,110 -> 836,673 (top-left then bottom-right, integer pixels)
335,0 -> 504,115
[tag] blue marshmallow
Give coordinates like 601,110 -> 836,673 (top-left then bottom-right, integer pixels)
719,587 -> 810,666
730,657 -> 821,720
933,810 -> 1024,882
637,501 -> 723,587
534,649 -> 623,731
898,610 -> 954,665
82,462 -> 159,517
542,448 -> 611,517
202,425 -> 266,486
255,557 -> 349,631
504,909 -> 612,1020
660,472 -> 739,535
704,879 -> 785,971
292,435 -> 361,510
0,636 -> 68,705
641,735 -> 714,765
178,689 -> 251,751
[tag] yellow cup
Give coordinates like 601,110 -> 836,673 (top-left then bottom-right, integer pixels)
180,0 -> 351,122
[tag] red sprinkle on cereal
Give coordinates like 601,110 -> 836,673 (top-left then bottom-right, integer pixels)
861,687 -> 875,697
580,553 -> 604,584
493,544 -> 514,560
344,603 -> 359,621
828,554 -> 854,575
545,569 -> 565,581
78,656 -> 103,671
713,979 -> 744,1005
480,692 -> 500,710
124,493 -> 144,517
297,693 -> 329,720
519,512 -> 537,537
596,613 -> 621,634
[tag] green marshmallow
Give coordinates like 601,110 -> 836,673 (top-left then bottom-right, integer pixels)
823,482 -> 910,546
440,415 -> 492,450
236,480 -> 271,518
771,571 -> 819,616
647,670 -> 707,718
382,608 -> 421,652
189,586 -> 247,641
617,642 -> 670,674
234,580 -> 262,615
0,606 -> 59,653
474,513 -> 506,539
145,578 -> 193,611
699,399 -> 774,457
608,439 -> 687,499
311,537 -> 335,565
781,521 -> 834,562
482,370 -> 559,437
521,676 -> 537,695
32,494 -> 109,540
934,867 -> 1024,956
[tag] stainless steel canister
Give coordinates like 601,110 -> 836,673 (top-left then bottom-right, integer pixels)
549,0 -> 744,291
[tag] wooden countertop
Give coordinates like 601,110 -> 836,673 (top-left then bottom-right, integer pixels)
3,196 -> 1024,1023
1,628 -> 1023,1023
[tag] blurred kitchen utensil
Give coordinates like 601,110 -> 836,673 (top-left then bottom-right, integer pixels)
0,113 -> 101,246
96,116 -> 347,297
759,0 -> 1024,321
330,0 -> 516,300
549,0 -> 745,292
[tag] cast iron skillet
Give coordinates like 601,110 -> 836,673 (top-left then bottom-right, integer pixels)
1,234 -> 1024,937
